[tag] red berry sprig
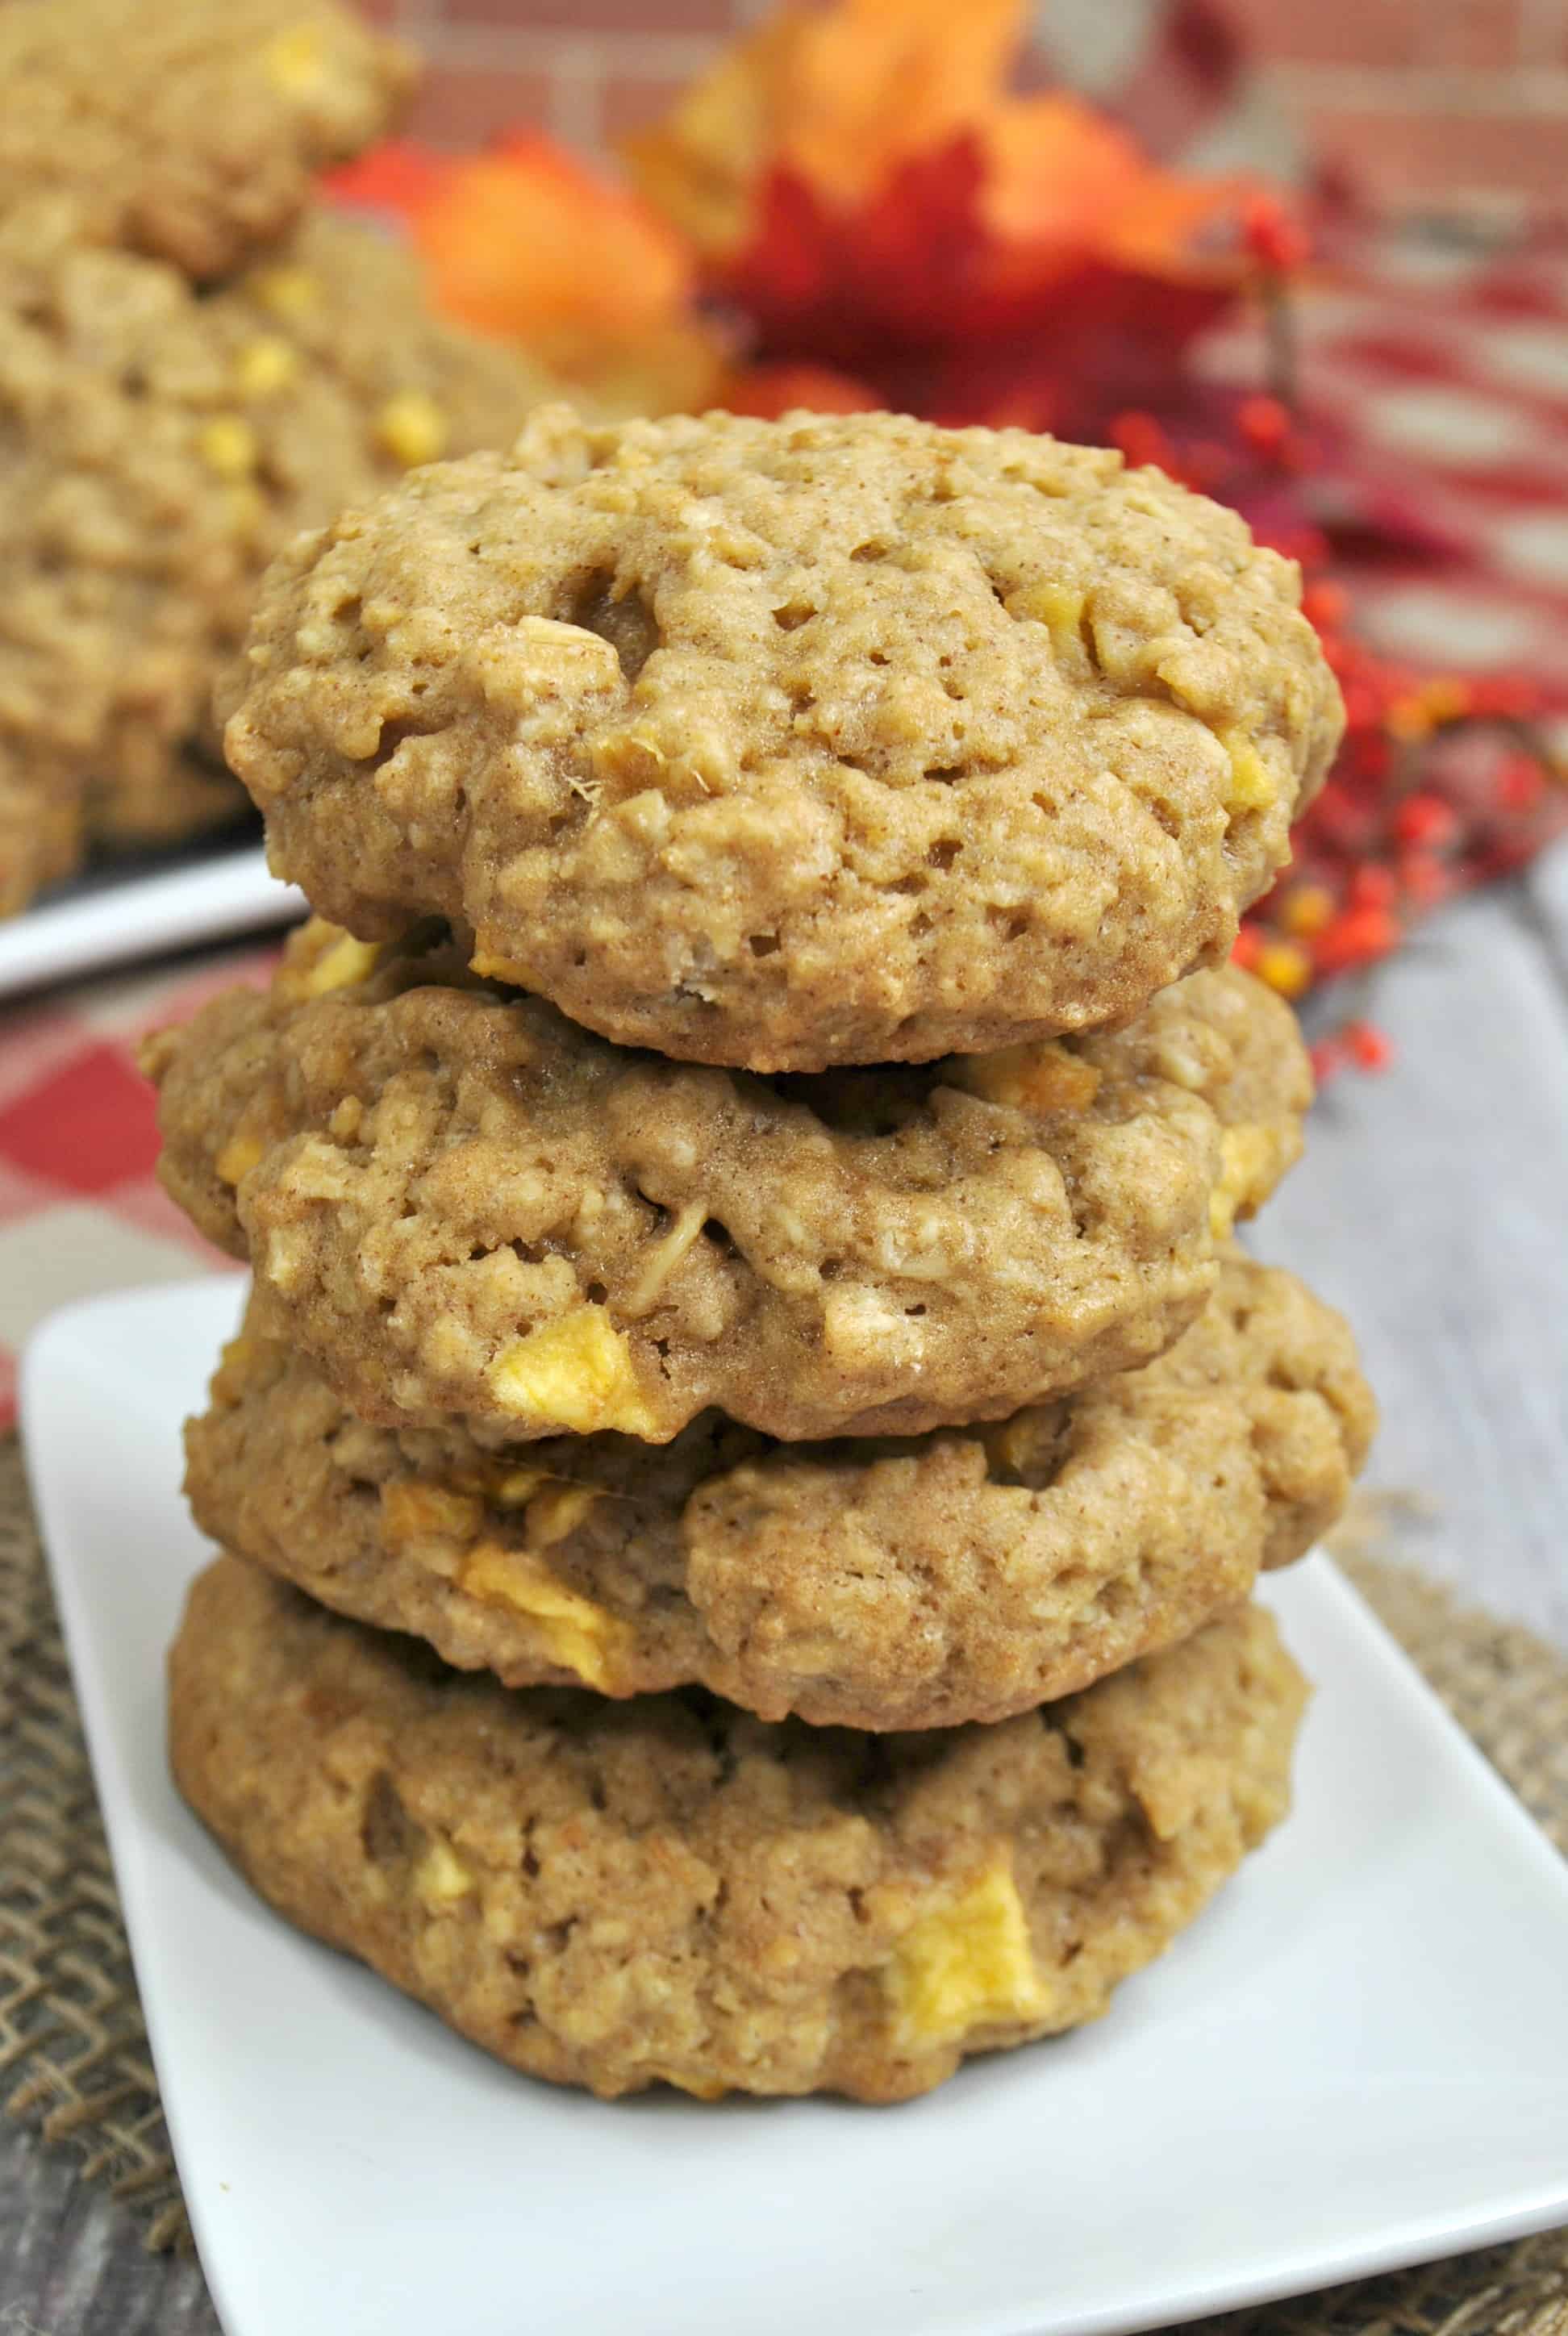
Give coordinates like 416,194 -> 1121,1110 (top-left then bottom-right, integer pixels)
1112,206 -> 1566,1080
1237,593 -> 1563,1078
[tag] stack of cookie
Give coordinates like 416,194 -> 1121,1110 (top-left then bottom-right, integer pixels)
148,408 -> 1374,2104
0,0 -> 550,914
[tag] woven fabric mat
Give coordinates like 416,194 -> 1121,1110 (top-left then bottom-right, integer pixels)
2,1444 -> 1566,2328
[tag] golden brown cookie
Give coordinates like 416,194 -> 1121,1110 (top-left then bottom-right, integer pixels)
83,745 -> 248,856
214,212 -> 634,490
0,207 -> 248,910
0,206 -> 544,907
186,1250 -> 1370,1729
169,1556 -> 1307,2102
223,406 -> 1343,1070
0,749 -> 85,918
146,918 -> 1311,1445
0,0 -> 415,280
82,213 -> 545,857
85,211 -> 548,753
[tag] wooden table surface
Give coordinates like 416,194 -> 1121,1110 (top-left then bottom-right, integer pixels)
6,840 -> 1567,2334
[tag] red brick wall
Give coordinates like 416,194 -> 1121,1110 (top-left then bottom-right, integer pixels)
379,0 -> 1568,222
376,0 -> 749,156
1227,0 -> 1568,220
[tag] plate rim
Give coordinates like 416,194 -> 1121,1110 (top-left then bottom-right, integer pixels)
0,845 -> 302,1002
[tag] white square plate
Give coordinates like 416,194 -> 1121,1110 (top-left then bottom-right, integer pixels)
0,843 -> 302,1001
23,1279 -> 1568,2336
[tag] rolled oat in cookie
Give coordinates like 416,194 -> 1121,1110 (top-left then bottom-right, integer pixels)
0,0 -> 415,280
145,918 -> 1312,1445
169,1556 -> 1307,2102
185,1250 -> 1372,1730
223,405 -> 1343,1070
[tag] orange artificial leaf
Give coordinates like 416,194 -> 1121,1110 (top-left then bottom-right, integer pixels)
976,91 -> 1253,287
773,0 -> 1019,211
978,96 -> 1151,254
332,135 -> 724,415
323,140 -> 448,218
412,134 -> 694,353
625,0 -> 1023,256
719,360 -> 885,418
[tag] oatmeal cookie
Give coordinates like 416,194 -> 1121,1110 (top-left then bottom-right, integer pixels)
84,744 -> 248,855
170,1557 -> 1307,2101
186,1252 -> 1370,1729
221,213 -> 554,482
81,213 -> 544,849
0,206 -> 544,904
83,209 -> 548,720
0,0 -> 415,280
223,406 -> 1343,1070
0,207 -> 248,909
0,748 -> 85,919
146,919 -> 1311,1444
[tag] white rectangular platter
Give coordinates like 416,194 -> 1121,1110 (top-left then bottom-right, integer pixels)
23,1278 -> 1568,2336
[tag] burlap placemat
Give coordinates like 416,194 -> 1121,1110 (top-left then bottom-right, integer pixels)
2,1442 -> 1565,2327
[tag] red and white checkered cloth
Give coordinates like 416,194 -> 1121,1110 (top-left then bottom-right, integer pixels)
5,219 -> 1568,1429
1208,228 -> 1568,698
1063,0 -> 1568,696
0,948 -> 272,1425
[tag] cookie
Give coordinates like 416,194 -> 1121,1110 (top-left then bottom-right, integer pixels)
0,749 -> 85,918
222,406 -> 1343,1070
224,214 -> 556,463
0,0 -> 415,280
146,917 -> 1311,1444
84,744 -> 248,855
0,208 -> 248,911
169,1556 -> 1307,2102
194,215 -> 554,660
186,1250 -> 1370,1730
0,206 -> 544,908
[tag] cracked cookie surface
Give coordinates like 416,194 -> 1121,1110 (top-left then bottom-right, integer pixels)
0,0 -> 415,280
223,406 -> 1343,1070
186,1251 -> 1371,1729
147,919 -> 1312,1445
169,1556 -> 1307,2102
